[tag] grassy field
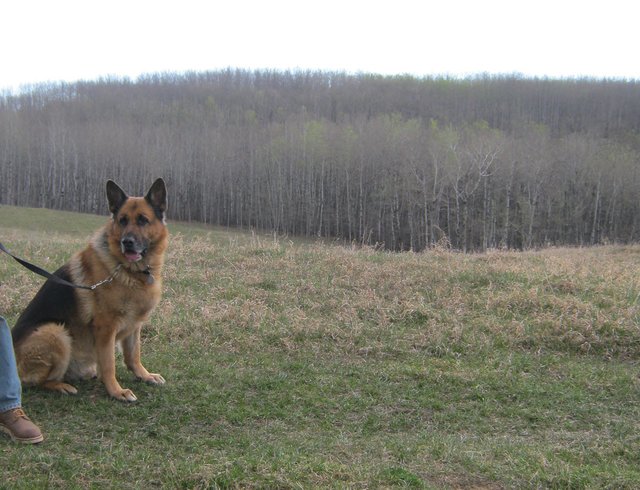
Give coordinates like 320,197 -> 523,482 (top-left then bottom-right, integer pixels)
1,206 -> 640,489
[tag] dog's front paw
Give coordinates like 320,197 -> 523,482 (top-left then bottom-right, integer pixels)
139,373 -> 166,385
111,388 -> 138,403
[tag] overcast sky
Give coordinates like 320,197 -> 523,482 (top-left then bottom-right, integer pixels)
1,0 -> 637,92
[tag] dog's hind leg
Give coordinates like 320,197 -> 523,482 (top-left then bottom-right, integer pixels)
14,324 -> 78,395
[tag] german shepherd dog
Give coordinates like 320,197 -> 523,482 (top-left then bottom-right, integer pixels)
12,179 -> 168,402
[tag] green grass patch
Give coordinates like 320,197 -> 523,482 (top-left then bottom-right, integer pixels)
1,207 -> 640,487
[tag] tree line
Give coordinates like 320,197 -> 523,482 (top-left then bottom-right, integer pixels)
1,70 -> 640,251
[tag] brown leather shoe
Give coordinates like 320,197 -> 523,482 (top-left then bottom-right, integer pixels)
0,408 -> 44,444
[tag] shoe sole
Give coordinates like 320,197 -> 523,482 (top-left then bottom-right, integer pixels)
0,424 -> 44,444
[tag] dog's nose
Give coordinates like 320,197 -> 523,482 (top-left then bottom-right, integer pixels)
121,236 -> 135,249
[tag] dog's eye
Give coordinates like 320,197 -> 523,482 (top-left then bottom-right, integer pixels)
119,216 -> 128,226
137,215 -> 150,226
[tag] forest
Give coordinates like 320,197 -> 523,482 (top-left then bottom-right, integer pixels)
1,70 -> 640,251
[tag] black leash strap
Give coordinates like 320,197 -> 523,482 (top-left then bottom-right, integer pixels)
0,241 -> 94,290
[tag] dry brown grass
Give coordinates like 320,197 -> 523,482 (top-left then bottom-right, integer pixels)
157,235 -> 640,362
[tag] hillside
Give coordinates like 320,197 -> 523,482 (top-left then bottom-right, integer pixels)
2,71 -> 640,251
1,207 -> 640,487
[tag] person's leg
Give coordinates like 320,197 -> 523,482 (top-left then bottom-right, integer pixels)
0,316 -> 43,444
0,316 -> 21,412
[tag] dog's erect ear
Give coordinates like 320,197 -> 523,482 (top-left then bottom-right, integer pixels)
145,178 -> 167,222
106,180 -> 128,216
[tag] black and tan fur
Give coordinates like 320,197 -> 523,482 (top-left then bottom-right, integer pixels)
12,179 -> 168,402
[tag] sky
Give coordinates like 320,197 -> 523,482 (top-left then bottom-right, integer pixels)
1,0 -> 637,92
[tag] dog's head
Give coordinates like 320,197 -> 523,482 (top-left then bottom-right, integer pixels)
106,178 -> 168,264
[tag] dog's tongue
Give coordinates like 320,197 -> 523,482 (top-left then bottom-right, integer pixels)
124,251 -> 142,262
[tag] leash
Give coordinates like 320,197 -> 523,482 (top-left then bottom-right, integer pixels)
0,241 -> 122,290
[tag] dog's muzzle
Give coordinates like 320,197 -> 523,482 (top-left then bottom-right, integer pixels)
120,235 -> 147,263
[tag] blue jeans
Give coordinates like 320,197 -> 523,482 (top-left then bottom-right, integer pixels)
0,316 -> 21,412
